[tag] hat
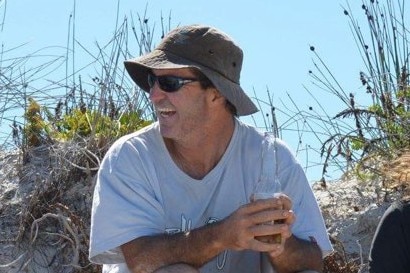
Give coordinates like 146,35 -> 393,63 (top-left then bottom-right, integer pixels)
124,24 -> 258,116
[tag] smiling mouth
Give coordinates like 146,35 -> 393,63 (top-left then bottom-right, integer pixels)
157,108 -> 176,118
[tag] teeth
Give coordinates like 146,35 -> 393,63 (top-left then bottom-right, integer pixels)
157,107 -> 173,112
157,108 -> 175,117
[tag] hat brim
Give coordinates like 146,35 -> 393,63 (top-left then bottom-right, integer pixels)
124,49 -> 258,116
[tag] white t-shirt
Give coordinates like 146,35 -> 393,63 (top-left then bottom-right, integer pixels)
89,119 -> 332,273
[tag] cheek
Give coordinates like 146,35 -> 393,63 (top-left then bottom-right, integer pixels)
179,94 -> 210,114
170,89 -> 213,122
178,98 -> 211,127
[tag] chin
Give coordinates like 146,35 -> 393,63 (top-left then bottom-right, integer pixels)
158,125 -> 175,139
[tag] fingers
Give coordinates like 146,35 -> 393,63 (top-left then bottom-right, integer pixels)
266,244 -> 285,257
246,196 -> 285,213
248,196 -> 295,226
283,209 -> 296,226
250,237 -> 284,253
250,225 -> 290,254
252,219 -> 293,245
250,194 -> 292,211
219,196 -> 295,253
276,194 -> 292,211
247,196 -> 295,251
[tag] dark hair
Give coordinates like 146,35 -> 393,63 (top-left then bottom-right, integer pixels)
190,68 -> 238,116
190,68 -> 214,89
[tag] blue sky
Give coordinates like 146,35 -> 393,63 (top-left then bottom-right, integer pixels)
1,0 -> 372,181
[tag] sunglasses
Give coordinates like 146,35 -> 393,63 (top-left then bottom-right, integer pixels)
147,73 -> 199,92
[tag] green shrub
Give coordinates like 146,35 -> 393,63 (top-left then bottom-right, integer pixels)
23,98 -> 152,146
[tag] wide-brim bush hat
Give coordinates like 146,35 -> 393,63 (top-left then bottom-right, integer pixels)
124,24 -> 258,116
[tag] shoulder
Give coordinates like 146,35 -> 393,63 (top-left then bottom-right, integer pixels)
383,200 -> 410,224
266,135 -> 299,170
236,119 -> 298,166
235,119 -> 263,139
101,122 -> 160,165
274,138 -> 297,161
232,119 -> 264,153
110,122 -> 158,151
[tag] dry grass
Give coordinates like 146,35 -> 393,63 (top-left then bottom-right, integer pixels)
382,150 -> 410,185
324,252 -> 361,273
381,150 -> 410,200
0,143 -> 102,272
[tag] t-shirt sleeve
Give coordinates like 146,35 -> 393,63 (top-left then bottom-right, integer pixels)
89,139 -> 165,264
277,140 -> 333,257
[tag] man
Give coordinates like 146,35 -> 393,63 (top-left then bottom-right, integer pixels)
89,24 -> 332,273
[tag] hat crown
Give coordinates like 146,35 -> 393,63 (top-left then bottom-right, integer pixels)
157,25 -> 243,83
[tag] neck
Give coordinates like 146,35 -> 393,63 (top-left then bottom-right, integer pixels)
165,116 -> 235,179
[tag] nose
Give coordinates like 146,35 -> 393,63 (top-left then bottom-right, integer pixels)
148,83 -> 166,103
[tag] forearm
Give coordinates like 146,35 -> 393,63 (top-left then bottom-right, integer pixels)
121,198 -> 296,273
121,223 -> 225,273
270,235 -> 323,273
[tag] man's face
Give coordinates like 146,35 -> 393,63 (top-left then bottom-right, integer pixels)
149,68 -> 215,142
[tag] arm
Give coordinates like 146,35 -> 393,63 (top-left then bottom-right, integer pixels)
121,223 -> 223,273
270,235 -> 323,273
121,198 -> 288,273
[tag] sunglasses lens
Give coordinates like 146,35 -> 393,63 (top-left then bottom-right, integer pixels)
147,74 -> 156,89
157,76 -> 181,92
147,74 -> 197,93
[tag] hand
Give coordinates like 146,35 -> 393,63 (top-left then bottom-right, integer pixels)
263,194 -> 295,257
217,194 -> 295,254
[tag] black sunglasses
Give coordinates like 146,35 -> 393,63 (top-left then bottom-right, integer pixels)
147,73 -> 198,92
